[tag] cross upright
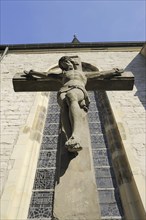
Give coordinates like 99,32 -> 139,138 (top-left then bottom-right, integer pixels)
13,55 -> 134,152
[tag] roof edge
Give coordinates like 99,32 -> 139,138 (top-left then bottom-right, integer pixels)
0,41 -> 145,51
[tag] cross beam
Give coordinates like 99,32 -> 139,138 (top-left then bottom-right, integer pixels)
13,70 -> 134,92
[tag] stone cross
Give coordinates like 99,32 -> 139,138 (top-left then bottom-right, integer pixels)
13,56 -> 134,219
13,55 -> 134,152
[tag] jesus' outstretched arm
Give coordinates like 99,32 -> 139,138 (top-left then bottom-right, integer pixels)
85,68 -> 124,79
24,69 -> 63,80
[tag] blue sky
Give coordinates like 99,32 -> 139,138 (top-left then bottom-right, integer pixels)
0,0 -> 145,45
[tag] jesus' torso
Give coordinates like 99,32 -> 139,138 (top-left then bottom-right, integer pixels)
62,69 -> 87,88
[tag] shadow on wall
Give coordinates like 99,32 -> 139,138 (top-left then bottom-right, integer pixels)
125,54 -> 146,109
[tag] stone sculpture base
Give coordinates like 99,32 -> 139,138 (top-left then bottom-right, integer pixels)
53,115 -> 100,220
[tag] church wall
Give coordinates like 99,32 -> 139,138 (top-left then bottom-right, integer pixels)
0,50 -> 145,219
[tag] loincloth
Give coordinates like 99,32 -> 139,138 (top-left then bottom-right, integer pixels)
57,85 -> 90,110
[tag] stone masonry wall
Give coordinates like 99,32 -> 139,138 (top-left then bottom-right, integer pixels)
1,51 -> 145,209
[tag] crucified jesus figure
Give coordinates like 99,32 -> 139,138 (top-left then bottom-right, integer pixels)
24,56 -> 123,152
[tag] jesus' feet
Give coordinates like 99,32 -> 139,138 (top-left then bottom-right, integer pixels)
65,136 -> 82,152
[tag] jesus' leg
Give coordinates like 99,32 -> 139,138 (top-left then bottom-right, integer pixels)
57,93 -> 72,139
65,89 -> 85,152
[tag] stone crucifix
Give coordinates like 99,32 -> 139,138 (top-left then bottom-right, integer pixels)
13,56 -> 134,152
